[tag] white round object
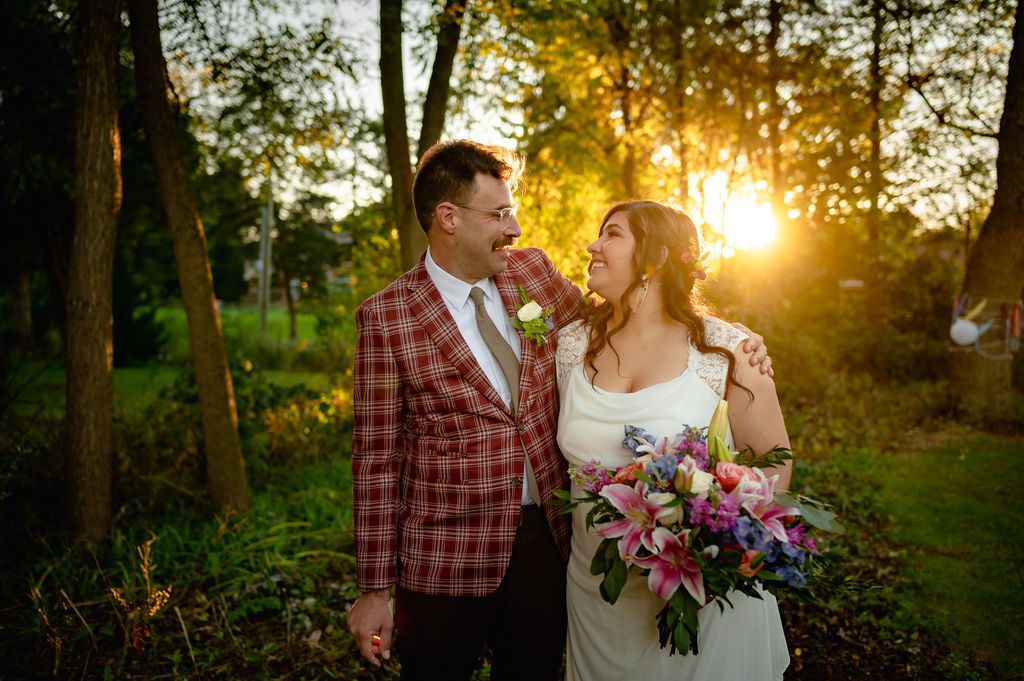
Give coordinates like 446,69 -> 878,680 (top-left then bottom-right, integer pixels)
950,319 -> 980,345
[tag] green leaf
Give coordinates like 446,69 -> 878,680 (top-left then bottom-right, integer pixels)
775,493 -> 845,533
590,537 -> 614,575
601,555 -> 628,604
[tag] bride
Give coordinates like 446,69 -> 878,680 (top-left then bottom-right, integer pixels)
556,201 -> 792,680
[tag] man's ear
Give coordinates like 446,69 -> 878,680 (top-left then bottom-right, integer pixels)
434,202 -> 459,235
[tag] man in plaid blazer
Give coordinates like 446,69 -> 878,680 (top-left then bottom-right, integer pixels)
348,140 -> 770,680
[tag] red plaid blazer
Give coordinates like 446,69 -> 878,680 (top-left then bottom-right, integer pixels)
352,248 -> 582,596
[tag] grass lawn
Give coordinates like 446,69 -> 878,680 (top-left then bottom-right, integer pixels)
879,432 -> 1024,676
157,303 -> 319,362
10,363 -> 329,417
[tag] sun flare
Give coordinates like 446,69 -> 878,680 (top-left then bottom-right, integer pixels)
693,172 -> 779,257
723,200 -> 778,251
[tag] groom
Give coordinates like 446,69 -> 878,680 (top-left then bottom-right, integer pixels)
347,139 -> 770,680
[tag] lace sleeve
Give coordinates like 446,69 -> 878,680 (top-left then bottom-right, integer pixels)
556,321 -> 588,391
691,317 -> 749,398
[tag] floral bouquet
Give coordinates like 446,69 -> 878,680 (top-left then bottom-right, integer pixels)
553,400 -> 842,656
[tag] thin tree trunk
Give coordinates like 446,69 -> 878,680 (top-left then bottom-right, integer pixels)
11,270 -> 33,349
416,0 -> 466,160
282,270 -> 297,342
66,0 -> 121,542
128,0 -> 250,512
381,0 -> 468,271
670,0 -> 689,205
868,0 -> 883,248
766,0 -> 784,221
380,0 -> 425,272
950,0 -> 1024,424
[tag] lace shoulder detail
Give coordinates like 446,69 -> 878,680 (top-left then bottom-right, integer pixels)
556,320 -> 588,391
690,316 -> 749,398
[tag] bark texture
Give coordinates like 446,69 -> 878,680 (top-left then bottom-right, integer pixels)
381,0 -> 467,271
380,0 -> 425,271
416,0 -> 466,160
950,0 -> 1024,424
66,0 -> 122,542
128,0 -> 250,511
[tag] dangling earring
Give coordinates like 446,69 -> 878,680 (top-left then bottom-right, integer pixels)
630,275 -> 650,313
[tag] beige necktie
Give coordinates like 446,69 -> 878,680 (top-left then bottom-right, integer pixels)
469,286 -> 543,507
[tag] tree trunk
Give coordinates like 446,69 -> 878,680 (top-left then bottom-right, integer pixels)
282,270 -> 297,342
671,0 -> 689,205
128,0 -> 250,512
66,0 -> 121,543
10,269 -> 33,349
867,0 -> 883,249
416,0 -> 466,160
766,0 -> 784,222
381,0 -> 468,271
380,0 -> 425,272
950,0 -> 1024,424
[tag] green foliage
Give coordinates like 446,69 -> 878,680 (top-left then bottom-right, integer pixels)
3,456 -> 359,679
112,258 -> 168,366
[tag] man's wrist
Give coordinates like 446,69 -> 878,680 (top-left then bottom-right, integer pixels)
361,586 -> 393,599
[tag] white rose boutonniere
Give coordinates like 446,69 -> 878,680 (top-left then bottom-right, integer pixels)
509,285 -> 555,346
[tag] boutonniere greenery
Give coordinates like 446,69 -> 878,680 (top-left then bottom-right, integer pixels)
509,285 -> 555,346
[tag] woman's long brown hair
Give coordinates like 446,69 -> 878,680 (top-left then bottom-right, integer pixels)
580,200 -> 751,398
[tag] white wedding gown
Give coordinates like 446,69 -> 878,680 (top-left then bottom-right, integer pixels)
555,317 -> 790,681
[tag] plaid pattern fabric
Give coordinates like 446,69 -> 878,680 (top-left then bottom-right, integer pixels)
353,248 -> 582,596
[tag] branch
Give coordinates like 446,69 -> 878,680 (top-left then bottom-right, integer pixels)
906,75 -> 998,139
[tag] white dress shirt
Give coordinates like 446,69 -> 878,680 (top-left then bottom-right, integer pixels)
425,249 -> 532,505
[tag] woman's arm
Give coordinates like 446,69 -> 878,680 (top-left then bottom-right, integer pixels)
726,344 -> 793,490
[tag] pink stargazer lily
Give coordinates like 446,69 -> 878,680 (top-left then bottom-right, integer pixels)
730,466 -> 800,542
595,482 -> 676,560
634,527 -> 706,604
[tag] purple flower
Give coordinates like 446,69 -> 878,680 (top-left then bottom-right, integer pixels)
786,523 -> 806,545
688,498 -> 713,527
571,459 -> 615,494
674,438 -> 710,471
712,494 -> 740,532
688,493 -> 740,533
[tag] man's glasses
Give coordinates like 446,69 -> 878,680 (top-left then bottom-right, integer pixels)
452,202 -> 519,227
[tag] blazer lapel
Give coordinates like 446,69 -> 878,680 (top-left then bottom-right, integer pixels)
494,267 -> 539,415
406,258 -> 510,414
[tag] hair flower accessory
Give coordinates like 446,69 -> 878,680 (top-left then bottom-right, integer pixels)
509,285 -> 555,345
680,237 -> 709,280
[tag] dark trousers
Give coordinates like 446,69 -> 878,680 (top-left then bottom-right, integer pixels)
394,506 -> 567,681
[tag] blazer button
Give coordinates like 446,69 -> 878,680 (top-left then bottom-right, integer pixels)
517,420 -> 526,431
512,475 -> 522,486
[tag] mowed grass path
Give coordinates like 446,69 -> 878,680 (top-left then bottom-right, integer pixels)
879,433 -> 1024,676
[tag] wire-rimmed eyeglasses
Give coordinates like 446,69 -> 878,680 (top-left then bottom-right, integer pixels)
451,202 -> 519,227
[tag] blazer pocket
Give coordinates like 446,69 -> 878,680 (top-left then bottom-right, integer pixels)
407,436 -> 472,484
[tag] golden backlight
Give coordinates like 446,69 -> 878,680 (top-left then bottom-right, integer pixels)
694,172 -> 779,257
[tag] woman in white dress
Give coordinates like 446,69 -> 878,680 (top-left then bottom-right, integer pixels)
556,201 -> 792,681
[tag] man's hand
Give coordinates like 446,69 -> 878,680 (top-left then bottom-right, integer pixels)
731,322 -> 774,378
348,588 -> 394,667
